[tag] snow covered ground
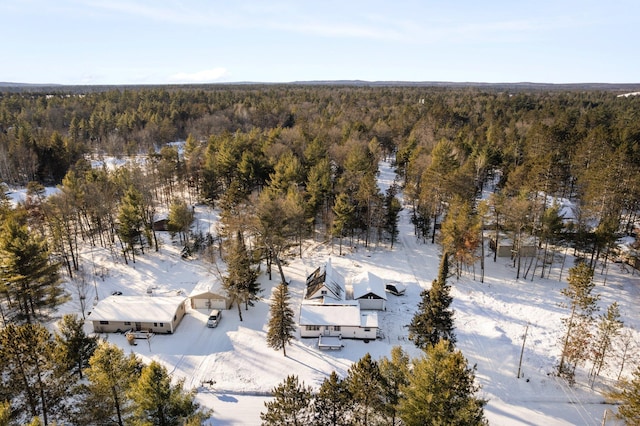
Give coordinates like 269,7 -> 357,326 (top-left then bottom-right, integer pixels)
46,161 -> 637,425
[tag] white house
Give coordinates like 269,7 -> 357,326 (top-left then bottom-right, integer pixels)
351,271 -> 387,310
89,295 -> 187,334
299,302 -> 378,340
305,258 -> 346,302
189,280 -> 231,310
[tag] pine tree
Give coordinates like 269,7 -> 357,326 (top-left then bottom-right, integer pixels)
346,353 -> 385,426
0,213 -> 65,324
266,283 -> 297,357
590,302 -> 623,384
80,342 -> 142,426
314,371 -> 353,426
53,314 -> 97,380
440,197 -> 481,279
408,253 -> 456,349
305,157 -> 332,230
379,346 -> 410,426
610,365 -> 640,424
0,323 -> 69,426
261,375 -> 314,426
558,262 -> 599,380
399,340 -> 487,426
332,192 -> 356,256
384,186 -> 402,249
222,231 -> 260,321
128,360 -> 209,426
116,186 -> 145,263
0,400 -> 9,426
167,198 -> 194,245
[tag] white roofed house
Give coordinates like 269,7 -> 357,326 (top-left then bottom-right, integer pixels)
89,296 -> 187,334
351,271 -> 387,311
189,280 -> 232,310
299,303 -> 378,340
304,258 -> 346,302
300,259 -> 379,340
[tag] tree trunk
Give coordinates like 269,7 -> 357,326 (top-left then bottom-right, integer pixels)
235,300 -> 244,321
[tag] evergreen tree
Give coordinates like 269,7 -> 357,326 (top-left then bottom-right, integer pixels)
332,192 -> 356,256
53,314 -> 97,380
0,184 -> 11,220
399,340 -> 487,426
346,353 -> 385,426
379,346 -> 410,426
305,157 -> 332,230
266,283 -> 297,357
222,231 -> 260,321
440,197 -> 481,279
116,186 -> 145,263
80,342 -> 142,426
384,186 -> 402,249
167,198 -> 194,245
0,400 -> 9,426
610,365 -> 640,424
128,360 -> 209,426
261,375 -> 314,426
558,262 -> 599,380
539,203 -> 564,278
252,187 -> 297,283
0,323 -> 69,426
408,253 -> 456,349
590,302 -> 623,384
0,213 -> 64,324
314,371 -> 353,426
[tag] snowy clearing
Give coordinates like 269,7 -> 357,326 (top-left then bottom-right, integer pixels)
50,161 -> 638,425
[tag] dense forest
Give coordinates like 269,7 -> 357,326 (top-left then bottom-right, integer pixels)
1,84 -> 640,424
2,85 -> 640,269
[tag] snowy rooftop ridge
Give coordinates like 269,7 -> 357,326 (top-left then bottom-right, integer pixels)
351,271 -> 387,300
89,295 -> 187,323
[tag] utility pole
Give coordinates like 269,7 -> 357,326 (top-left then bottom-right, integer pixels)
517,324 -> 529,378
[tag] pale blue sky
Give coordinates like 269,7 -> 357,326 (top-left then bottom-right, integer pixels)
1,0 -> 637,85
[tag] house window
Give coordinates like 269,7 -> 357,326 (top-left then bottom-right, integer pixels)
159,323 -> 164,327
124,321 -> 131,326
321,290 -> 327,295
99,321 -> 109,325
153,323 -> 158,327
306,325 -> 320,331
334,326 -> 341,331
364,328 -> 371,332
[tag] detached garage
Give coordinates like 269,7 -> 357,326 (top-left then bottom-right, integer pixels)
352,271 -> 387,311
189,280 -> 231,310
89,296 -> 187,334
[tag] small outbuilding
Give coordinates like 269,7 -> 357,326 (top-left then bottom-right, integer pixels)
385,281 -> 406,296
189,280 -> 231,310
89,295 -> 187,334
299,302 -> 378,340
351,271 -> 387,310
489,234 -> 537,258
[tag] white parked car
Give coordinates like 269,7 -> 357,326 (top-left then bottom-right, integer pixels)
207,309 -> 222,328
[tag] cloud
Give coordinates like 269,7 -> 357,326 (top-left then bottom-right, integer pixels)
168,68 -> 231,83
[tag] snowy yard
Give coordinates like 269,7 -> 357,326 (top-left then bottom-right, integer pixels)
51,161 -> 638,425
